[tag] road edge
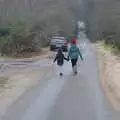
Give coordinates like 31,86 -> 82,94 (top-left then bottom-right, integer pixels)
1,67 -> 54,120
95,43 -> 120,112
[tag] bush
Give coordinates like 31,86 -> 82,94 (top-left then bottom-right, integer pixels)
0,22 -> 42,56
0,0 -> 79,57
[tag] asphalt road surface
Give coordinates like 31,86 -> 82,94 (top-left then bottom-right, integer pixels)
2,32 -> 120,120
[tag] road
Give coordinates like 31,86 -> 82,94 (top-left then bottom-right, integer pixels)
2,33 -> 120,120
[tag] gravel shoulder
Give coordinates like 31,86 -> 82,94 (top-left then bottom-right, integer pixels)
0,66 -> 52,115
0,47 -> 54,62
96,42 -> 120,111
0,48 -> 55,117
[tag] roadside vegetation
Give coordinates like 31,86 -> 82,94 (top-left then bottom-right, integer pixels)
82,0 -> 120,53
1,0 -> 120,56
0,0 -> 82,57
99,41 -> 120,55
0,77 -> 8,88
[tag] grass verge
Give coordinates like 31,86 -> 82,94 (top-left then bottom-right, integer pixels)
0,77 -> 8,88
99,40 -> 120,55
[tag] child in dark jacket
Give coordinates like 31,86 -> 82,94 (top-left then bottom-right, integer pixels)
54,48 -> 68,76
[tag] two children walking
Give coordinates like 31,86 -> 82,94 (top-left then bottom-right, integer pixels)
54,39 -> 83,76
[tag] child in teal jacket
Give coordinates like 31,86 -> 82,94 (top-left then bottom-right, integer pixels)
68,40 -> 83,74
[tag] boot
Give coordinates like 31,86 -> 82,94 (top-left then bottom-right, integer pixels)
72,65 -> 77,74
60,73 -> 63,76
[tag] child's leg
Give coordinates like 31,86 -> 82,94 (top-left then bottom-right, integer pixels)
73,65 -> 77,73
71,59 -> 75,67
74,59 -> 78,73
71,59 -> 78,73
58,65 -> 63,76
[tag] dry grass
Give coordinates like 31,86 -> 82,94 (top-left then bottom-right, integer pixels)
0,77 -> 8,88
99,40 -> 120,55
96,42 -> 120,111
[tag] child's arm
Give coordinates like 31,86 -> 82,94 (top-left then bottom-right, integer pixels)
67,48 -> 71,61
64,56 -> 69,61
53,55 -> 57,63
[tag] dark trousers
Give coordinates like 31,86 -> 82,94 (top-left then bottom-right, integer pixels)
71,59 -> 78,67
